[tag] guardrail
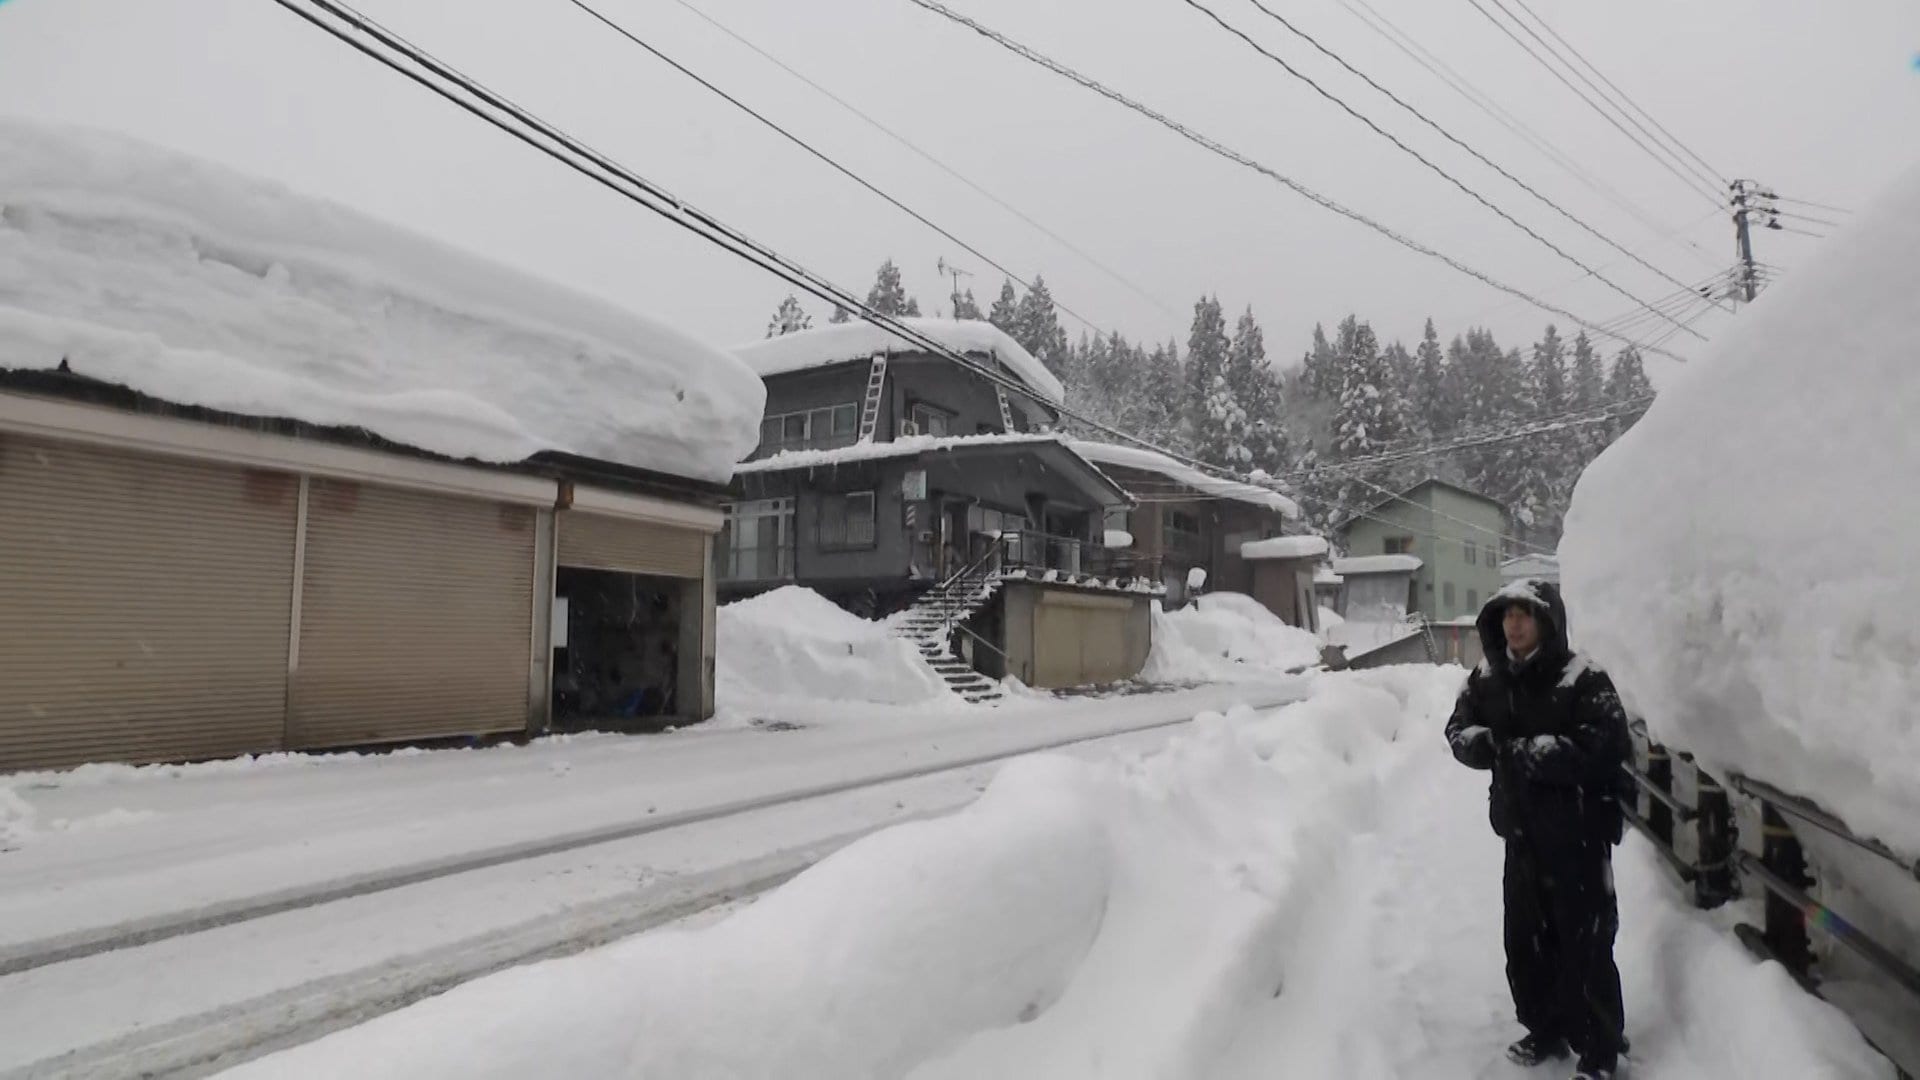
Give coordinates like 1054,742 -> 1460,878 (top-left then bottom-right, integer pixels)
1621,724 -> 1919,1078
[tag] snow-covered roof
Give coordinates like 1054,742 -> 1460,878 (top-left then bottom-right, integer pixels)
0,120 -> 764,485
1499,553 -> 1559,570
734,318 -> 1064,407
1332,554 -> 1422,575
737,432 -> 1065,473
1069,440 -> 1301,519
1239,535 -> 1329,561
1561,158 -> 1920,860
1314,565 -> 1345,585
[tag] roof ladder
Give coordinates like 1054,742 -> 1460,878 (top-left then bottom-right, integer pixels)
858,352 -> 888,443
995,386 -> 1016,433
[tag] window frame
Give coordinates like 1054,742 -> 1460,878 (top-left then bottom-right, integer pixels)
907,401 -> 953,438
818,490 -> 879,552
718,498 -> 795,581
758,403 -> 861,454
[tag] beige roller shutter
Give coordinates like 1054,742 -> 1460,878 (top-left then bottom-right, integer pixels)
558,511 -> 704,578
0,435 -> 296,770
290,479 -> 534,749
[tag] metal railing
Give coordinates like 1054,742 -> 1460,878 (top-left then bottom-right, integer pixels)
1622,725 -> 1919,1077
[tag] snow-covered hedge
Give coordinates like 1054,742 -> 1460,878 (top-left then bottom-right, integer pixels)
716,587 -> 954,710
1562,162 -> 1920,860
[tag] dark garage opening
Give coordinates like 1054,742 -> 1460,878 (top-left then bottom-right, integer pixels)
552,567 -> 683,732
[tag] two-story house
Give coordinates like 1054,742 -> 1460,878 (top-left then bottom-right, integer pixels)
1337,478 -> 1508,621
723,319 -> 1158,696
1070,441 -> 1320,630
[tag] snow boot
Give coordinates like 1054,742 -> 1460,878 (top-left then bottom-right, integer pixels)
1571,1052 -> 1618,1079
1506,1033 -> 1569,1066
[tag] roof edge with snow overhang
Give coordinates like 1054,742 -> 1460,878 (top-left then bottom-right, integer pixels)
1240,535 -> 1329,561
1069,440 -> 1300,519
734,318 -> 1065,407
734,432 -> 1132,506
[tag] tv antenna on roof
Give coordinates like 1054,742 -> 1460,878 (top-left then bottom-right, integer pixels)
936,256 -> 974,318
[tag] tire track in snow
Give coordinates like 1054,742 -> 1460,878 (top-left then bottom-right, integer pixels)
0,697 -> 1297,980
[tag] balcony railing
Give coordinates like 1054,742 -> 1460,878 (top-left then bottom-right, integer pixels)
976,529 -> 1162,589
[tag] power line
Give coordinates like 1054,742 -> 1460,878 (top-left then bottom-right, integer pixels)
263,0 -> 1317,516
1291,395 -> 1654,480
1463,0 -> 1724,208
1503,0 -> 1725,187
1771,194 -> 1852,215
1176,0 -> 1710,341
900,0 -> 1689,363
1771,209 -> 1845,230
1218,0 -> 1726,320
659,0 -> 1181,321
558,0 -> 1115,339
1334,0 -> 1721,269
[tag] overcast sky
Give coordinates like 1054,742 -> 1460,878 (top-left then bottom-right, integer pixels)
2,0 -> 1914,381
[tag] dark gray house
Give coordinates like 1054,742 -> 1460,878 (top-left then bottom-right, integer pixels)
725,319 -> 1159,698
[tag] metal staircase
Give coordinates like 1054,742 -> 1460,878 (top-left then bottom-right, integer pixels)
888,567 -> 1006,705
857,352 -> 888,443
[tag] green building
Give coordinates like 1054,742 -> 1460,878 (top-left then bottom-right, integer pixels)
1338,479 -> 1508,622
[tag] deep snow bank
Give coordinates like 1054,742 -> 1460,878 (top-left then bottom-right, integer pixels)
716,587 -> 955,710
229,669 -> 1451,1079
1141,593 -> 1324,683
0,120 -> 764,483
1561,162 -> 1920,859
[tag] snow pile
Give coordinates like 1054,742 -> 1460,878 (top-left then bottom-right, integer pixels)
0,120 -> 764,483
0,787 -> 34,850
1070,440 -> 1301,518
1562,162 -> 1920,860
734,317 -> 1064,406
1239,534 -> 1328,560
716,587 -> 954,709
1141,592 -> 1323,682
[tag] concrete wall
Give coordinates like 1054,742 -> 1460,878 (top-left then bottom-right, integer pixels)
1001,582 -> 1151,688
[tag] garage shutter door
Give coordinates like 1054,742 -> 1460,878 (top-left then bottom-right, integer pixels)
0,436 -> 296,770
290,480 -> 534,749
558,511 -> 704,577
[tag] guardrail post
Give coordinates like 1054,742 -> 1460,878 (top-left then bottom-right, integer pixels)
1644,744 -> 1674,851
1760,802 -> 1816,977
1690,757 -> 1736,909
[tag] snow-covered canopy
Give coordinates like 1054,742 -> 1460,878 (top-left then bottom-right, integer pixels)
734,432 -> 1070,474
1332,554 -> 1422,575
1240,535 -> 1329,561
0,120 -> 765,485
1563,160 -> 1920,859
1069,440 -> 1301,519
734,318 -> 1064,407
1314,565 -> 1345,586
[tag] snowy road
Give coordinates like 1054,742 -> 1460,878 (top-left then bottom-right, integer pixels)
217,668 -> 1893,1080
0,681 -> 1308,1078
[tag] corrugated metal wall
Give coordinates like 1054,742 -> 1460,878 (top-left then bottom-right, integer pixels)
289,480 -> 535,749
558,511 -> 703,577
0,436 -> 297,770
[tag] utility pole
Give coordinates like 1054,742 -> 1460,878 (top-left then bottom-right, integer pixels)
936,256 -> 973,319
1728,180 -> 1781,305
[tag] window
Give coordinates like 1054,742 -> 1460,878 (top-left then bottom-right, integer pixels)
1467,589 -> 1478,611
759,404 -> 859,453
1163,510 -> 1203,557
1104,508 -> 1132,534
718,499 -> 794,581
909,402 -> 951,437
819,491 -> 877,550
1444,582 -> 1457,609
1384,536 -> 1415,555
1465,541 -> 1478,566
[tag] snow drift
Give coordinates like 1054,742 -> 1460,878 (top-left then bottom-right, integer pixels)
1141,592 -> 1323,683
1561,161 -> 1920,860
229,667 -> 1889,1079
716,587 -> 954,710
0,119 -> 765,483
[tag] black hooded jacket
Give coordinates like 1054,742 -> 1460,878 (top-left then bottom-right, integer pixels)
1444,580 -> 1632,847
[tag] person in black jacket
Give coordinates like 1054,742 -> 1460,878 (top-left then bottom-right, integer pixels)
1445,579 -> 1632,1080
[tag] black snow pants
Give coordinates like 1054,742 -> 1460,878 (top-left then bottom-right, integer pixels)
1503,836 -> 1625,1059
